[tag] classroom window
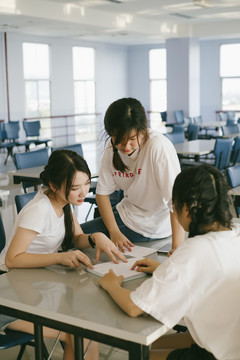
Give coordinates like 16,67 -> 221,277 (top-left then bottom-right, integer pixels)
72,47 -> 97,145
220,44 -> 240,111
149,48 -> 167,130
23,43 -> 51,117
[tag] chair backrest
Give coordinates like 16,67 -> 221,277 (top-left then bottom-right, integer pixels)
231,135 -> 240,165
160,111 -> 167,123
227,111 -> 235,121
0,212 -> 6,253
172,125 -> 185,134
226,165 -> 240,188
187,123 -> 200,141
221,125 -> 238,136
14,148 -> 49,169
3,121 -> 20,141
193,116 -> 203,124
213,138 -> 233,170
51,143 -> 83,157
23,121 -> 41,137
174,110 -> 184,124
15,192 -> 37,213
164,132 -> 185,144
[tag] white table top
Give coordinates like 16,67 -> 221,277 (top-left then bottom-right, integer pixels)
199,121 -> 226,129
8,166 -> 99,180
229,185 -> 240,196
174,139 -> 215,156
0,249 -> 169,346
7,166 -> 44,179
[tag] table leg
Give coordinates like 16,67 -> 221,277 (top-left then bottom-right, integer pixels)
74,335 -> 84,360
129,344 -> 149,360
34,323 -> 44,360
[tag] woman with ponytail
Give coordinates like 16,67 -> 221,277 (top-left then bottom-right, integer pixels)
1,149 -> 126,360
99,164 -> 240,360
81,97 -> 184,252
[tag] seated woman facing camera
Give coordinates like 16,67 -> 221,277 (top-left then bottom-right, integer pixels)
0,149 -> 126,360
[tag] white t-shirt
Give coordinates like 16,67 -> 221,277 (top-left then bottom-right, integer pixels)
0,188 -> 65,265
96,130 -> 181,238
130,223 -> 240,360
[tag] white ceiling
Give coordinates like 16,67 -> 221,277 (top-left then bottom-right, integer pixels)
0,0 -> 240,45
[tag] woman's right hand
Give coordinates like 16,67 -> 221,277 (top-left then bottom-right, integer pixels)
110,230 -> 134,252
59,250 -> 93,269
131,257 -> 160,274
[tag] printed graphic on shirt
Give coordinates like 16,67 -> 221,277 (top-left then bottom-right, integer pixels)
112,168 -> 141,178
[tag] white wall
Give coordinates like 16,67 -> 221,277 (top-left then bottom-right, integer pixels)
0,32 -> 129,142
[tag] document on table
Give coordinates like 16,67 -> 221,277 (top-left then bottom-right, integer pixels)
122,245 -> 157,258
87,257 -> 147,282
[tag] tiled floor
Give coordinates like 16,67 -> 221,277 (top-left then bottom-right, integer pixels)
0,339 -> 128,359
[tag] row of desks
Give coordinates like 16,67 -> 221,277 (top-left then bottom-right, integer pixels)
8,139 -> 216,185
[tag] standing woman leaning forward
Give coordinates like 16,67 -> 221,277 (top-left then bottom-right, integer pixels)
81,97 -> 184,252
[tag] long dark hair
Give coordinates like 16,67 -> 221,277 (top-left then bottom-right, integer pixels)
40,149 -> 91,251
172,164 -> 232,238
104,97 -> 149,172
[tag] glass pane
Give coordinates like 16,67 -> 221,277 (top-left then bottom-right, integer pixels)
220,44 -> 240,77
222,78 -> 240,110
73,47 -> 95,80
25,81 -> 38,117
149,49 -> 166,79
150,80 -> 167,112
74,81 -> 95,113
38,81 -> 51,117
23,43 -> 50,79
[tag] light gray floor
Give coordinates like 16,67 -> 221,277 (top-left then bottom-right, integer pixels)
0,339 -> 128,359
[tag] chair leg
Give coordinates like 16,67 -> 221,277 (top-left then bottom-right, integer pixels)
16,343 -> 27,360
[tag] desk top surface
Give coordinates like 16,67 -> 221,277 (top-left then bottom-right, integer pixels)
0,247 -> 169,346
7,166 -> 44,179
174,139 -> 215,155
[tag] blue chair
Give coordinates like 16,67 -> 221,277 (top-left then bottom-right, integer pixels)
226,165 -> 240,216
164,131 -> 185,144
231,136 -> 240,165
23,120 -> 51,150
14,148 -> 49,192
51,143 -> 83,156
0,122 -> 18,164
213,138 -> 233,170
3,121 -> 27,149
221,125 -> 238,136
187,124 -> 200,141
15,192 -> 37,213
0,212 -> 50,360
174,110 -> 184,125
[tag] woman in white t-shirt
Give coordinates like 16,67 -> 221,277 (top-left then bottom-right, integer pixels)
81,97 -> 185,253
99,164 -> 240,360
1,149 -> 126,360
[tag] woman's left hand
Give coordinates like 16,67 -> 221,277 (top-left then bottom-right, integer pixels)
93,233 -> 127,264
98,269 -> 123,292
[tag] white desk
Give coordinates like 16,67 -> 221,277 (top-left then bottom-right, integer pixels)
0,249 -> 169,360
174,139 -> 215,160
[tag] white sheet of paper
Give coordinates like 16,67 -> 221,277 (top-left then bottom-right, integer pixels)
123,245 -> 157,258
87,257 -> 147,282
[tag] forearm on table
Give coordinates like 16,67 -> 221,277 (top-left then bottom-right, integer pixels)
96,194 -> 120,235
106,284 -> 144,317
5,252 -> 63,269
170,211 -> 185,249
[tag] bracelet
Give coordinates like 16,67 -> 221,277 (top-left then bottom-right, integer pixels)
88,234 -> 95,248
